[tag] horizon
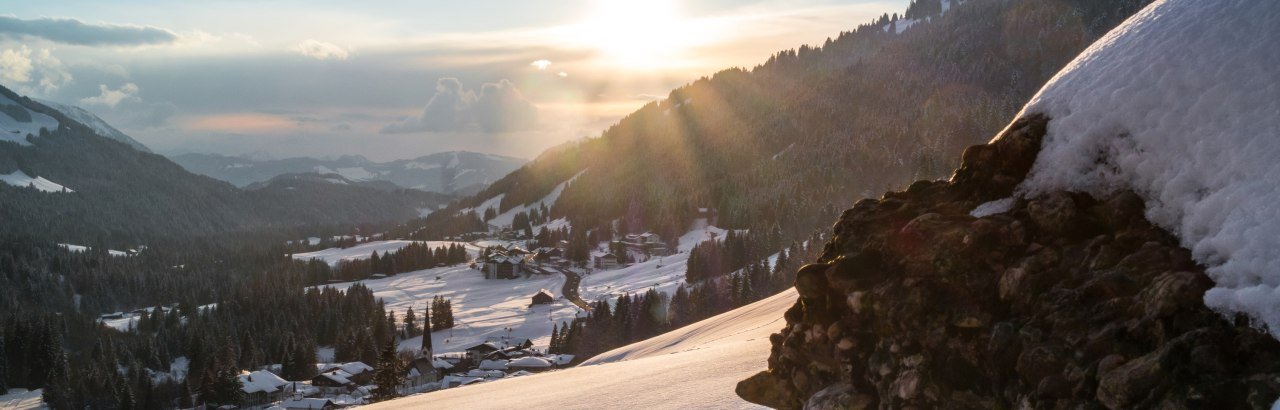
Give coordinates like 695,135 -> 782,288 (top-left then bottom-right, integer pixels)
2,0 -> 904,161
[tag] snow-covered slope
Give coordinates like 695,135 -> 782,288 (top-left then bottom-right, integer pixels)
0,94 -> 58,146
1008,1 -> 1280,333
485,170 -> 585,227
0,170 -> 71,192
35,99 -> 151,152
369,288 -> 796,409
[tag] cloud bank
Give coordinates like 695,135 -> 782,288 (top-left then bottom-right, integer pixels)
382,78 -> 537,133
0,46 -> 72,94
0,16 -> 178,46
291,39 -> 349,60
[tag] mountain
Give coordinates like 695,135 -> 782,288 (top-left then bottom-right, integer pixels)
170,150 -> 526,194
0,85 -> 451,245
33,99 -> 152,153
413,0 -> 1149,243
741,1 -> 1280,408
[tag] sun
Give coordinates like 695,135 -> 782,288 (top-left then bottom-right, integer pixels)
576,0 -> 695,69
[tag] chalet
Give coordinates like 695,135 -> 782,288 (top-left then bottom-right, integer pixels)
401,356 -> 439,394
485,255 -> 525,279
310,369 -> 356,395
533,247 -> 562,262
238,370 -> 290,408
531,289 -> 555,305
593,252 -> 619,270
464,342 -> 502,362
620,232 -> 670,257
280,398 -> 336,410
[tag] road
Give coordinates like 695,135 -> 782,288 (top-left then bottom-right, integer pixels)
541,266 -> 591,311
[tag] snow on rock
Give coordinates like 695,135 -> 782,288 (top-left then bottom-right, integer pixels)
1010,0 -> 1280,334
0,94 -> 58,146
367,288 -> 795,409
291,240 -> 475,266
0,170 -> 72,192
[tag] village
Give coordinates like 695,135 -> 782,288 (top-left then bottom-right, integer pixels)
83,220 -> 714,409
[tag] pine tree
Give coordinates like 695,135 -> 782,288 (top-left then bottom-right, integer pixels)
0,337 -> 7,395
548,324 -> 560,354
372,341 -> 403,401
404,307 -> 418,338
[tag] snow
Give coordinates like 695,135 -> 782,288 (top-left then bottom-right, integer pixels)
970,197 -> 1014,218
369,288 -> 796,409
59,243 -> 130,257
0,94 -> 58,146
239,369 -> 289,394
487,170 -> 586,228
315,264 -> 582,355
579,219 -> 728,303
461,193 -> 505,217
508,356 -> 553,368
291,240 -> 474,266
0,170 -> 71,192
335,166 -> 375,181
0,388 -> 43,409
1010,0 -> 1280,335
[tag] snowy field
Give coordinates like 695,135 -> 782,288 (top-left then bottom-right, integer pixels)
291,240 -> 476,266
1010,1 -> 1280,334
0,94 -> 59,146
0,388 -> 43,409
368,288 -> 797,409
315,265 -> 584,354
1,170 -> 71,192
579,219 -> 728,303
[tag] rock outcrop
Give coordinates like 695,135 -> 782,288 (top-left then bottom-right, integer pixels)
738,115 -> 1280,409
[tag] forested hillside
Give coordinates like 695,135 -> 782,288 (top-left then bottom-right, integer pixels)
416,0 -> 1147,243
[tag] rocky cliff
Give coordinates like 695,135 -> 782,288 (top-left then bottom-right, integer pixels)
737,115 -> 1280,409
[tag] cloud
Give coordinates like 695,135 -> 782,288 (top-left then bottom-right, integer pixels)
329,122 -> 353,132
473,79 -> 538,132
291,39 -> 349,60
0,46 -> 72,94
81,83 -> 140,107
531,59 -> 551,70
381,77 -> 538,134
0,16 -> 177,46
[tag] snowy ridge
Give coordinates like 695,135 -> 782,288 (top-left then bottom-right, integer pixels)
35,99 -> 151,152
1010,1 -> 1280,333
369,288 -> 795,409
0,94 -> 58,146
486,169 -> 586,227
0,170 -> 72,192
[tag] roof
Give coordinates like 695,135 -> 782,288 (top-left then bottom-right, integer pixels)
465,342 -> 501,352
281,398 -> 335,409
315,369 -> 354,385
238,370 -> 289,394
433,358 -> 454,369
535,289 -> 554,298
508,356 -> 553,368
478,359 -> 509,370
318,361 -> 373,375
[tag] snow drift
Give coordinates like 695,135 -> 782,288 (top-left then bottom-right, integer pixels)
1010,0 -> 1280,334
368,288 -> 796,409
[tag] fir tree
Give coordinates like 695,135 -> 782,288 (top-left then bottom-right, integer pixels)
372,341 -> 403,401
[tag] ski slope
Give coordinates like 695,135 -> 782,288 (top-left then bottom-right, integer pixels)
0,170 -> 71,192
315,264 -> 583,354
368,288 -> 797,409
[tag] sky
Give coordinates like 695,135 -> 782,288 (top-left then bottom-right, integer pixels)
1,0 -> 904,161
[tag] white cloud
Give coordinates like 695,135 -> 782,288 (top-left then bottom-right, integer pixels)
291,39 -> 349,60
81,83 -> 140,107
0,46 -> 72,94
531,59 -> 551,70
0,46 -> 34,84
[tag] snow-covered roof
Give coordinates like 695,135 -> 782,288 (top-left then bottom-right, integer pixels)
281,398 -> 334,410
507,356 -> 553,368
319,361 -> 372,375
432,358 -> 454,369
478,359 -> 509,370
316,369 -> 354,385
465,369 -> 506,378
547,354 -> 575,366
238,370 -> 288,394
535,289 -> 554,298
1012,0 -> 1280,335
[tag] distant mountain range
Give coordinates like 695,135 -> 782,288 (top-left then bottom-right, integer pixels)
0,85 -> 451,245
169,151 -> 526,195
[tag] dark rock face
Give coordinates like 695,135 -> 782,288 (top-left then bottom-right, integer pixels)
737,115 -> 1280,409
